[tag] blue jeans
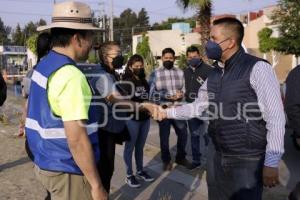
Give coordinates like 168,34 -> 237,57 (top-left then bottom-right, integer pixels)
187,118 -> 208,165
158,119 -> 188,163
123,119 -> 150,176
212,152 -> 264,200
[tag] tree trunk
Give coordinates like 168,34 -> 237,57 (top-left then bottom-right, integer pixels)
198,1 -> 212,48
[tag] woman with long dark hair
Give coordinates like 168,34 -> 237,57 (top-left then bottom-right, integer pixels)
122,54 -> 154,188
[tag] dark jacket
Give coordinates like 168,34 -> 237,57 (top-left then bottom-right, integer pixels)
184,60 -> 213,103
207,48 -> 268,156
285,65 -> 300,137
0,72 -> 7,106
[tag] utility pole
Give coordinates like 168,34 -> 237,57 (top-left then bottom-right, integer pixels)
109,0 -> 114,41
97,1 -> 106,43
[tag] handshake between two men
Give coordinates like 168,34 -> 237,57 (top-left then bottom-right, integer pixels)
140,102 -> 169,121
138,90 -> 184,121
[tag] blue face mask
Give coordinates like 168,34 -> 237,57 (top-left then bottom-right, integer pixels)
188,58 -> 201,68
205,39 -> 229,61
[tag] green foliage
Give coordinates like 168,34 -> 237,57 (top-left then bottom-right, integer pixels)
23,21 -> 38,38
88,51 -> 98,64
272,0 -> 300,56
152,17 -> 196,30
136,34 -> 151,59
137,8 -> 149,27
0,17 -> 11,45
12,24 -> 24,46
113,8 -> 150,53
11,19 -> 46,46
144,51 -> 158,76
176,54 -> 187,70
135,34 -> 157,75
26,34 -> 38,55
176,0 -> 212,45
258,28 -> 278,53
177,0 -> 211,9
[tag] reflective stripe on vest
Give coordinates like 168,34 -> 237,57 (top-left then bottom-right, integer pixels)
26,118 -> 98,139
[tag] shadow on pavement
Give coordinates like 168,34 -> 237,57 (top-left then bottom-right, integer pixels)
0,157 -> 30,171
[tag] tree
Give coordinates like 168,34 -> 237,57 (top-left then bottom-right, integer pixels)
12,24 -> 24,45
136,34 -> 151,59
23,21 -> 38,39
37,19 -> 47,26
177,0 -> 212,46
114,8 -> 146,52
176,53 -> 187,70
26,34 -> 38,55
136,34 -> 157,75
272,0 -> 300,64
137,8 -> 149,27
258,28 -> 279,68
0,17 -> 11,45
151,17 -> 196,30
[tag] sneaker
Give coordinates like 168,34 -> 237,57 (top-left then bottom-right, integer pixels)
175,158 -> 192,168
162,162 -> 173,171
125,175 -> 141,188
186,163 -> 201,171
137,171 -> 154,182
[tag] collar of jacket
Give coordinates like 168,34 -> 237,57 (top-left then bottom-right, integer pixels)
223,47 -> 245,71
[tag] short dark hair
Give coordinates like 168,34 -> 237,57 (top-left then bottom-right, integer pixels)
50,28 -> 90,48
186,46 -> 200,56
162,48 -> 175,57
213,17 -> 244,46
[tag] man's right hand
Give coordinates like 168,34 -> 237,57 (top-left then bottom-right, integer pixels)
91,186 -> 108,200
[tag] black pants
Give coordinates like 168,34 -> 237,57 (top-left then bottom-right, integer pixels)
158,119 -> 188,163
211,152 -> 264,200
97,130 -> 116,193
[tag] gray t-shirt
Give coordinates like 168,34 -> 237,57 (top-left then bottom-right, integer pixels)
21,69 -> 34,98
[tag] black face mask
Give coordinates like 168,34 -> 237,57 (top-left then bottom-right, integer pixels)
163,61 -> 174,70
112,55 -> 124,69
133,68 -> 146,78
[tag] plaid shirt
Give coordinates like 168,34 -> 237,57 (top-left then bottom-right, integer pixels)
149,66 -> 185,104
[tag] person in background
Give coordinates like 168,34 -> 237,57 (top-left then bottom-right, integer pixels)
285,64 -> 300,149
0,69 -> 7,106
18,31 -> 52,200
184,46 -> 213,170
149,47 -> 192,171
285,64 -> 300,200
90,41 -> 128,193
19,32 -> 51,137
121,54 -> 154,188
25,2 -> 107,199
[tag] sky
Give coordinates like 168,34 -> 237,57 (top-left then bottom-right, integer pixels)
0,0 -> 278,29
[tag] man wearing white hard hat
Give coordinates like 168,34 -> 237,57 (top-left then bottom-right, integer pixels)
25,1 -> 107,200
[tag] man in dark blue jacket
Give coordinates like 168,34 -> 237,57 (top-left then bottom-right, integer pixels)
153,17 -> 285,200
285,65 -> 300,149
184,46 -> 213,170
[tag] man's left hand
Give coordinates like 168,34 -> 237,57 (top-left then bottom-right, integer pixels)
263,166 -> 279,188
